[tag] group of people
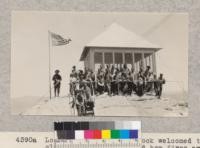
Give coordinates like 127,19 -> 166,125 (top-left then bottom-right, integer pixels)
52,64 -> 165,99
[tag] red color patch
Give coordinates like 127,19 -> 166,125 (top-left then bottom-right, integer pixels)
93,130 -> 102,139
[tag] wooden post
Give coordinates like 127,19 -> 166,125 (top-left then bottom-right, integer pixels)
132,51 -> 135,70
90,49 -> 95,72
113,51 -> 116,68
152,52 -> 157,74
122,51 -> 125,64
102,51 -> 105,69
142,52 -> 145,70
112,51 -> 114,65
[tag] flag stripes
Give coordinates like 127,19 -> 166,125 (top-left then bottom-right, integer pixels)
50,32 -> 71,46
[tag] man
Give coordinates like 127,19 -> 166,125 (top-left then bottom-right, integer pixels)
123,64 -> 130,76
136,76 -> 144,97
78,70 -> 84,80
137,67 -> 144,79
116,69 -> 122,95
127,72 -> 134,95
104,69 -> 112,96
52,70 -> 62,97
98,65 -> 104,79
153,74 -> 158,96
157,73 -> 166,99
144,66 -> 151,78
111,68 -> 118,95
78,74 -> 92,102
129,66 -> 136,91
71,66 -> 77,78
143,66 -> 151,91
69,73 -> 76,95
146,72 -> 154,92
70,66 -> 78,95
85,70 -> 94,96
97,75 -> 104,95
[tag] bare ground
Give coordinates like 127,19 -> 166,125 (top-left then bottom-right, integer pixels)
18,92 -> 188,117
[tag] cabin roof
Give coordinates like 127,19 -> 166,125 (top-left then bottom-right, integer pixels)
80,23 -> 161,61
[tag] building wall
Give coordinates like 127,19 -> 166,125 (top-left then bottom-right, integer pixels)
85,47 -> 157,73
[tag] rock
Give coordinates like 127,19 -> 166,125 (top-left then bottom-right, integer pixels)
178,103 -> 188,107
165,107 -> 173,111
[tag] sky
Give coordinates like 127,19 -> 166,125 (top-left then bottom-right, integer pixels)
11,12 -> 188,98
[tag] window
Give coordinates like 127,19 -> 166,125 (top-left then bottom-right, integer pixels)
144,53 -> 153,70
125,53 -> 133,64
134,53 -> 143,72
94,52 -> 103,63
114,52 -> 123,64
104,52 -> 113,64
134,53 -> 142,63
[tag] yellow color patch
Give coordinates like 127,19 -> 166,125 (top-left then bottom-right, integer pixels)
102,130 -> 111,139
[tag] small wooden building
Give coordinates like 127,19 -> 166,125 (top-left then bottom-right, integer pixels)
80,23 -> 161,73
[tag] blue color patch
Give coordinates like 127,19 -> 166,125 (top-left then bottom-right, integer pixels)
129,130 -> 138,139
120,130 -> 130,139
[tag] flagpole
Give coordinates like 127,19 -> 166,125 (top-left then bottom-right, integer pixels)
48,30 -> 52,100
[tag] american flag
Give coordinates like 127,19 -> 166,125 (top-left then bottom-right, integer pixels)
50,32 -> 71,46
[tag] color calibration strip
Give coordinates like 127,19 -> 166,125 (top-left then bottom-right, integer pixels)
54,121 -> 140,140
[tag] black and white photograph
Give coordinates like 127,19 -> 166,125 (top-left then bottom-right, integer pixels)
11,12 -> 188,116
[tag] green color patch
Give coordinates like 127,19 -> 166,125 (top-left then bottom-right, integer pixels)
111,130 -> 120,139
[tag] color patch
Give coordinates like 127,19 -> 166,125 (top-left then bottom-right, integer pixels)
54,122 -> 64,130
115,121 -> 124,129
111,130 -> 120,139
89,122 -> 98,130
84,130 -> 94,139
80,122 -> 89,130
73,122 -> 81,130
54,121 -> 140,140
102,130 -> 111,139
75,130 -> 84,139
129,130 -> 138,139
65,130 -> 75,139
97,122 -> 106,130
93,130 -> 102,139
63,122 -> 73,130
104,122 -> 115,129
120,130 -> 130,139
56,130 -> 65,139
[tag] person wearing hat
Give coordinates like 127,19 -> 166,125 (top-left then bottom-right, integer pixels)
144,66 -> 151,81
71,66 -> 77,78
52,70 -> 62,97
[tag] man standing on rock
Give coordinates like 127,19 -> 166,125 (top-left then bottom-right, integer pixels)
52,70 -> 62,97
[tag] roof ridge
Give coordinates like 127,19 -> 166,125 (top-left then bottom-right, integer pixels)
86,23 -> 160,48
